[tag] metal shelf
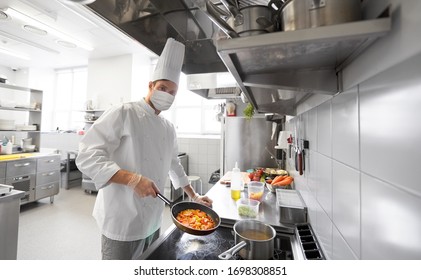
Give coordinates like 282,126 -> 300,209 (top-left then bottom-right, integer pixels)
216,16 -> 391,115
0,107 -> 41,112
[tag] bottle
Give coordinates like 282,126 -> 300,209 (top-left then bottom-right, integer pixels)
230,162 -> 243,200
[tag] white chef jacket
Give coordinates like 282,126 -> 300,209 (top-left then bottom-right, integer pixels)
76,99 -> 189,241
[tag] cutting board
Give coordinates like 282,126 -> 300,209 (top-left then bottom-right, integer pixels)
220,171 -> 251,185
0,153 -> 35,161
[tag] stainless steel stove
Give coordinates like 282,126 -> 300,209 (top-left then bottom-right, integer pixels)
141,222 -> 297,260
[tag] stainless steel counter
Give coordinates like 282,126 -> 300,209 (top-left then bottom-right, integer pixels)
139,178 -> 307,260
206,181 -> 296,234
0,189 -> 25,260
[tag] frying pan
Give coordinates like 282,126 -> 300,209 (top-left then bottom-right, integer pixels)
157,193 -> 221,236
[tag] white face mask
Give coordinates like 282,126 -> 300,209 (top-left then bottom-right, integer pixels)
150,89 -> 175,111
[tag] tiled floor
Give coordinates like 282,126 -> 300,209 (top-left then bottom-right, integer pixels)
17,186 -> 173,260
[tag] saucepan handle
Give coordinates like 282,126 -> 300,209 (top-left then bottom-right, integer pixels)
218,241 -> 247,260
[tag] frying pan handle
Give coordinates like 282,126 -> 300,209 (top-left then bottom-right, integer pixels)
218,241 -> 247,260
156,193 -> 172,206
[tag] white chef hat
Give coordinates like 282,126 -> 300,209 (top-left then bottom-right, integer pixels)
152,38 -> 185,86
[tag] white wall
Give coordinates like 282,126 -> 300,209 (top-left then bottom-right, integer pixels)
87,54 -> 132,109
177,137 -> 221,194
131,53 -> 156,101
86,53 -> 152,110
288,0 -> 421,260
27,68 -> 56,131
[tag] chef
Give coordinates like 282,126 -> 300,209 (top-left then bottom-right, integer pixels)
76,38 -> 213,260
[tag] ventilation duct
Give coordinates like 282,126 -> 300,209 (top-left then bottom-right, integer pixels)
186,72 -> 241,99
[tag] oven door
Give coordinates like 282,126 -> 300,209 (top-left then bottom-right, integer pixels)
6,174 -> 35,204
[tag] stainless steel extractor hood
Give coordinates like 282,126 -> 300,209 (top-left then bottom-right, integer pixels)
84,0 -> 269,99
186,72 -> 241,99
86,0 -> 233,75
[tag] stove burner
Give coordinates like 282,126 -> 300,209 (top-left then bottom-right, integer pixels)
145,225 -> 293,260
230,248 -> 292,260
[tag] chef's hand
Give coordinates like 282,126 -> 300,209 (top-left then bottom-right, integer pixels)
128,174 -> 160,198
192,194 -> 213,207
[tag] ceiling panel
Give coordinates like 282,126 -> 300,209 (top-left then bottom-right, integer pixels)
0,0 -> 155,70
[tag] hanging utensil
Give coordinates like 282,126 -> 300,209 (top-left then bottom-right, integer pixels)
205,0 -> 239,38
220,0 -> 244,26
297,119 -> 303,175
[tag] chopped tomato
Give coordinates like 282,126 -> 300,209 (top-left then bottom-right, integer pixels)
176,209 -> 216,230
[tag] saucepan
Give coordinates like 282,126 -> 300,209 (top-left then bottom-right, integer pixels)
228,4 -> 277,37
218,220 -> 276,260
205,0 -> 277,38
278,0 -> 362,31
157,193 -> 221,236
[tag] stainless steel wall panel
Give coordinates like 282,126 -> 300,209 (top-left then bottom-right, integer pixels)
332,161 -> 361,258
223,116 -> 277,173
360,52 -> 421,197
361,173 -> 421,259
286,0 -> 421,259
307,150 -> 318,198
306,107 -> 318,152
316,100 -> 332,157
314,202 -> 333,259
316,154 -> 332,219
332,225 -> 358,260
332,87 -> 359,169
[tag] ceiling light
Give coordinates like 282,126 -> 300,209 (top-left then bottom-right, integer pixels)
0,30 -> 60,54
4,7 -> 94,51
59,0 -> 97,5
0,10 -> 10,20
23,25 -> 48,36
56,40 -> 77,48
0,47 -> 31,60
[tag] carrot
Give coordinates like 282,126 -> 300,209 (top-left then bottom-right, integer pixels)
273,176 -> 294,186
271,175 -> 287,185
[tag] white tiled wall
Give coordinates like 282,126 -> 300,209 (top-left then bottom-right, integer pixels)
286,52 -> 421,259
177,136 -> 221,194
285,0 -> 421,260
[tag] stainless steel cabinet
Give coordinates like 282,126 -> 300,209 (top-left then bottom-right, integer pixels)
0,162 -> 5,184
0,190 -> 25,260
6,159 -> 36,177
35,155 -> 60,203
37,155 -> 60,173
5,159 -> 36,204
3,154 -> 61,205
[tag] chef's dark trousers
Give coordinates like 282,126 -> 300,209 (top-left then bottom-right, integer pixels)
101,228 -> 160,260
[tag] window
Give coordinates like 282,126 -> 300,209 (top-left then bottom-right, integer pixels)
161,74 -> 224,135
50,67 -> 87,131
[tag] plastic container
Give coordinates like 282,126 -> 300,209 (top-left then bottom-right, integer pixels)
248,181 -> 265,201
230,162 -> 243,200
0,141 -> 13,155
237,198 -> 260,218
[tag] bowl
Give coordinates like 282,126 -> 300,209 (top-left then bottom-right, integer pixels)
248,181 -> 264,201
23,145 -> 36,152
237,198 -> 260,218
266,183 -> 291,193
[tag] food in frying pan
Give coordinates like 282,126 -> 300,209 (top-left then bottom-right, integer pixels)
176,209 -> 216,230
